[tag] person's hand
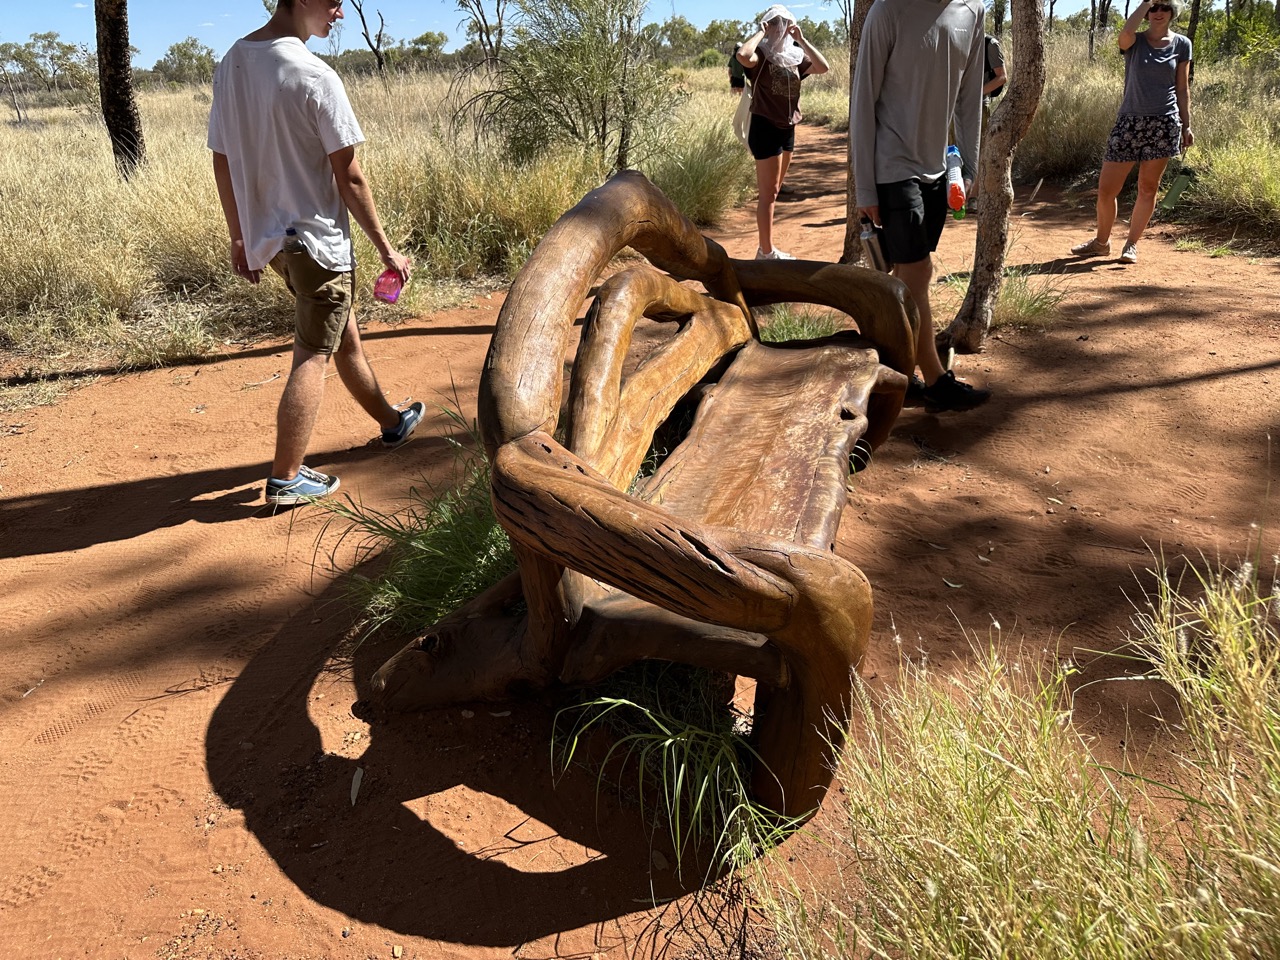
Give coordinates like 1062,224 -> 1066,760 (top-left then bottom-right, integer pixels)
858,205 -> 880,228
1182,127 -> 1194,150
230,238 -> 260,284
382,248 -> 412,285
787,22 -> 804,41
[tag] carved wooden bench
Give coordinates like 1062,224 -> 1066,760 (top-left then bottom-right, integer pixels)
371,173 -> 917,818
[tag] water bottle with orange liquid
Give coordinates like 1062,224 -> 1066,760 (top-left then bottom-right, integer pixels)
945,145 -> 966,220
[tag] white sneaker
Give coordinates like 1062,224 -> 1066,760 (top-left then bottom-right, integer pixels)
1120,242 -> 1138,264
755,247 -> 795,260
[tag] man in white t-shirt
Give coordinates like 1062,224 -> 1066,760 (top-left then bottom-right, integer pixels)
209,0 -> 421,506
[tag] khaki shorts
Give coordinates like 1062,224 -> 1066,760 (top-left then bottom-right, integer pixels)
268,249 -> 355,355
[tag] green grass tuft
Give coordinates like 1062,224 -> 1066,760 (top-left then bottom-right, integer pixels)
319,407 -> 515,640
756,539 -> 1280,958
757,304 -> 843,342
554,661 -> 803,881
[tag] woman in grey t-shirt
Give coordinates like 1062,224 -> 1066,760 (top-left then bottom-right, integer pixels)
1070,0 -> 1193,265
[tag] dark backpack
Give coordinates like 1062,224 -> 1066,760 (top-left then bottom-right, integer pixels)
984,35 -> 1005,98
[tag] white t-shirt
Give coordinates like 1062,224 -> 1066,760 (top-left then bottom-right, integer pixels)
208,37 -> 364,272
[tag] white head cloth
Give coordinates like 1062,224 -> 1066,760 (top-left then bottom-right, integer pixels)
759,4 -> 804,70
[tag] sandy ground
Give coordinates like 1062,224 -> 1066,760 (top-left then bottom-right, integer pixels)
2,126 -> 1279,959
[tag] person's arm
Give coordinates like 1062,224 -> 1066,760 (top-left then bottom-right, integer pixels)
1119,0 -> 1151,50
852,6 -> 889,222
790,23 -> 829,75
328,145 -> 411,283
212,150 -> 260,284
982,63 -> 1006,96
954,21 -> 984,184
1176,57 -> 1193,150
737,29 -> 765,67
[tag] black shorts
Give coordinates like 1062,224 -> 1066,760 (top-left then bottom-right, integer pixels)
748,114 -> 795,160
876,177 -> 947,268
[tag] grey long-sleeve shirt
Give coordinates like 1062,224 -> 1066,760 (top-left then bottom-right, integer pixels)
851,0 -> 985,208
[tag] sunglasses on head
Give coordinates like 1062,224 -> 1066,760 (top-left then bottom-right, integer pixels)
1149,4 -> 1173,11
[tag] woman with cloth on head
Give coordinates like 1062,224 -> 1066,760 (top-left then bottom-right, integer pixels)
1070,0 -> 1193,265
736,5 -> 828,260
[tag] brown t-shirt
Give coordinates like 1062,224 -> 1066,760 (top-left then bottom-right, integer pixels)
746,56 -> 813,128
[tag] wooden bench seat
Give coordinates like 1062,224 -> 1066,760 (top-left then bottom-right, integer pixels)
641,333 -> 886,551
372,173 -> 916,818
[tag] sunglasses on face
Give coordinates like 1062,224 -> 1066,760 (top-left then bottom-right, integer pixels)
1149,4 -> 1173,11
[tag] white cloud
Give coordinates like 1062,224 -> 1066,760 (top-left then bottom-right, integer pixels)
201,22 -> 214,26
73,2 -> 89,7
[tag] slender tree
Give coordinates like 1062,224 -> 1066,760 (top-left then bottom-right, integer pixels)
992,0 -> 1009,35
0,42 -> 27,123
348,0 -> 389,76
1187,0 -> 1203,43
95,0 -> 146,179
941,0 -> 1047,352
457,0 -> 510,63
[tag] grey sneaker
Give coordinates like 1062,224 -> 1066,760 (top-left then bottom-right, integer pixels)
1119,242 -> 1139,264
382,401 -> 425,448
755,247 -> 796,260
265,465 -> 340,505
1070,237 -> 1111,258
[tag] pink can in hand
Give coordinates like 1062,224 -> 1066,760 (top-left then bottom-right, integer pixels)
374,268 -> 403,304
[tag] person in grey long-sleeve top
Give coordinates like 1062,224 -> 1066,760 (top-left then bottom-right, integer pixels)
851,0 -> 990,413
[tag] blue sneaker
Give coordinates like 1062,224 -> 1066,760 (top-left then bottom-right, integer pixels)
382,401 -> 425,448
265,465 -> 340,505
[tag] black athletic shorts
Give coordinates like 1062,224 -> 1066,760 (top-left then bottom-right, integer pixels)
748,114 -> 795,160
876,177 -> 947,268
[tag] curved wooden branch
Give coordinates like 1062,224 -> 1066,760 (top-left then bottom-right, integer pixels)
478,172 -> 754,463
491,432 -> 870,816
568,266 -> 752,488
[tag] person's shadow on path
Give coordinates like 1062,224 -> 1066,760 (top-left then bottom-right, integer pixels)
0,434 -> 465,560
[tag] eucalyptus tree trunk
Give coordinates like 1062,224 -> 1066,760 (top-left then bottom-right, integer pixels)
1088,0 -> 1098,59
95,0 -> 146,179
349,0 -> 388,78
1,66 -> 24,124
840,0 -> 876,263
941,0 -> 1046,354
1188,0 -> 1203,43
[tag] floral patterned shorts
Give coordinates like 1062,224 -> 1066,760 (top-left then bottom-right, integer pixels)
1104,113 -> 1182,163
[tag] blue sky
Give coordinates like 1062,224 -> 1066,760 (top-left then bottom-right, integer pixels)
3,0 -> 847,70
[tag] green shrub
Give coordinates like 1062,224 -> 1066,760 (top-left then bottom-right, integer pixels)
695,47 -> 724,68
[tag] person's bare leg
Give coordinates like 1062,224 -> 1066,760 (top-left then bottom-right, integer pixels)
893,257 -> 946,384
755,154 -> 783,253
1126,157 -> 1170,246
271,343 -> 328,480
1095,160 -> 1134,244
332,315 -> 400,430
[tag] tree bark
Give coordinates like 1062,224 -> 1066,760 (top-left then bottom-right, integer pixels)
95,0 -> 146,179
841,0 -> 876,264
349,0 -> 388,78
1187,0 -> 1203,44
941,0 -> 1046,353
